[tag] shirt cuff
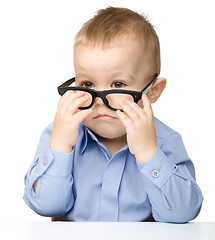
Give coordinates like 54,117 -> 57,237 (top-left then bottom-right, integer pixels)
35,147 -> 74,177
137,147 -> 177,189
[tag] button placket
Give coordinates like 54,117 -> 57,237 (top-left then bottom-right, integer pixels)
99,153 -> 127,221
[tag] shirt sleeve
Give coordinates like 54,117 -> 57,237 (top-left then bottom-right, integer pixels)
137,133 -> 203,223
23,123 -> 75,217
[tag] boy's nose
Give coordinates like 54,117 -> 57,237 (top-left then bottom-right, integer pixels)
94,96 -> 104,107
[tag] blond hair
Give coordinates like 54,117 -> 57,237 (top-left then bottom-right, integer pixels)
75,7 -> 161,74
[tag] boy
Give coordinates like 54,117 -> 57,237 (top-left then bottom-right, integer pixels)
24,7 -> 203,222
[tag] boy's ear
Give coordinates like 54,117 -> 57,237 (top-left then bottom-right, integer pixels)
147,77 -> 166,103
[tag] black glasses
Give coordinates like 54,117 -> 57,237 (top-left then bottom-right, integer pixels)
58,74 -> 158,111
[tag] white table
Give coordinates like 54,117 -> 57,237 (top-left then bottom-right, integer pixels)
0,222 -> 214,240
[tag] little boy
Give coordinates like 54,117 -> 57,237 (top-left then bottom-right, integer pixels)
24,7 -> 203,222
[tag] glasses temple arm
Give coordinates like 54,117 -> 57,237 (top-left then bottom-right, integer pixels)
141,74 -> 159,94
58,78 -> 75,88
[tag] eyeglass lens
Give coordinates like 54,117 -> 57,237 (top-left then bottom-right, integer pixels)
106,93 -> 133,109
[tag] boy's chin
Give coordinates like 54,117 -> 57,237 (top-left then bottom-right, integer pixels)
96,131 -> 125,140
86,124 -> 126,140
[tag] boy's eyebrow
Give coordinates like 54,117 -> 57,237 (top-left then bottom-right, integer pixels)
75,73 -> 91,79
111,72 -> 135,82
75,73 -> 135,83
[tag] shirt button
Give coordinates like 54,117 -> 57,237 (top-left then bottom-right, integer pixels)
43,157 -> 48,165
152,170 -> 160,178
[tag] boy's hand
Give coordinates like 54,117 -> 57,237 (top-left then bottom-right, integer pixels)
49,90 -> 92,153
116,94 -> 157,163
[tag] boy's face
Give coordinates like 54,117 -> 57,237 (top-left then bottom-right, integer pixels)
73,42 -> 152,140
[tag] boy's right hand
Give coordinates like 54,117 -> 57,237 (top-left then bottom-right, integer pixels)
49,90 -> 92,153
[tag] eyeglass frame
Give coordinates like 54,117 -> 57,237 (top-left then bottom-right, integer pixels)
57,74 -> 159,111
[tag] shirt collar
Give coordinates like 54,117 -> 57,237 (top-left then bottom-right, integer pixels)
79,123 -> 128,155
79,123 -> 99,154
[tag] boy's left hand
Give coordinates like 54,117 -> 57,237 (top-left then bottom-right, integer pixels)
116,94 -> 157,163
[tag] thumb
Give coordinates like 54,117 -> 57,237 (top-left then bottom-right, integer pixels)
142,94 -> 153,115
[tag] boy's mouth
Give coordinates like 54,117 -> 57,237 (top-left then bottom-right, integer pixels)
93,114 -> 117,120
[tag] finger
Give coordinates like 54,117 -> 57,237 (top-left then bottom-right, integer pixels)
64,94 -> 90,115
73,108 -> 92,123
59,90 -> 85,107
119,100 -> 141,121
58,90 -> 75,105
121,99 -> 145,119
142,94 -> 153,116
116,109 -> 133,128
62,90 -> 85,104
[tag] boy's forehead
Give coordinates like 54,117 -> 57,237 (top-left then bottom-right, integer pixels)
75,42 -> 135,63
74,34 -> 144,51
74,41 -> 153,85
74,39 -> 148,67
74,35 -> 154,66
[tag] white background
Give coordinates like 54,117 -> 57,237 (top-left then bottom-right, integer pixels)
0,0 -> 214,222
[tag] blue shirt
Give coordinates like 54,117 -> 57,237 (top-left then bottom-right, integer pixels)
23,117 -> 203,222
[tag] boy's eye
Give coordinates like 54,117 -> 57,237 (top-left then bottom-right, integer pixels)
112,81 -> 126,88
81,82 -> 94,88
80,81 -> 126,89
